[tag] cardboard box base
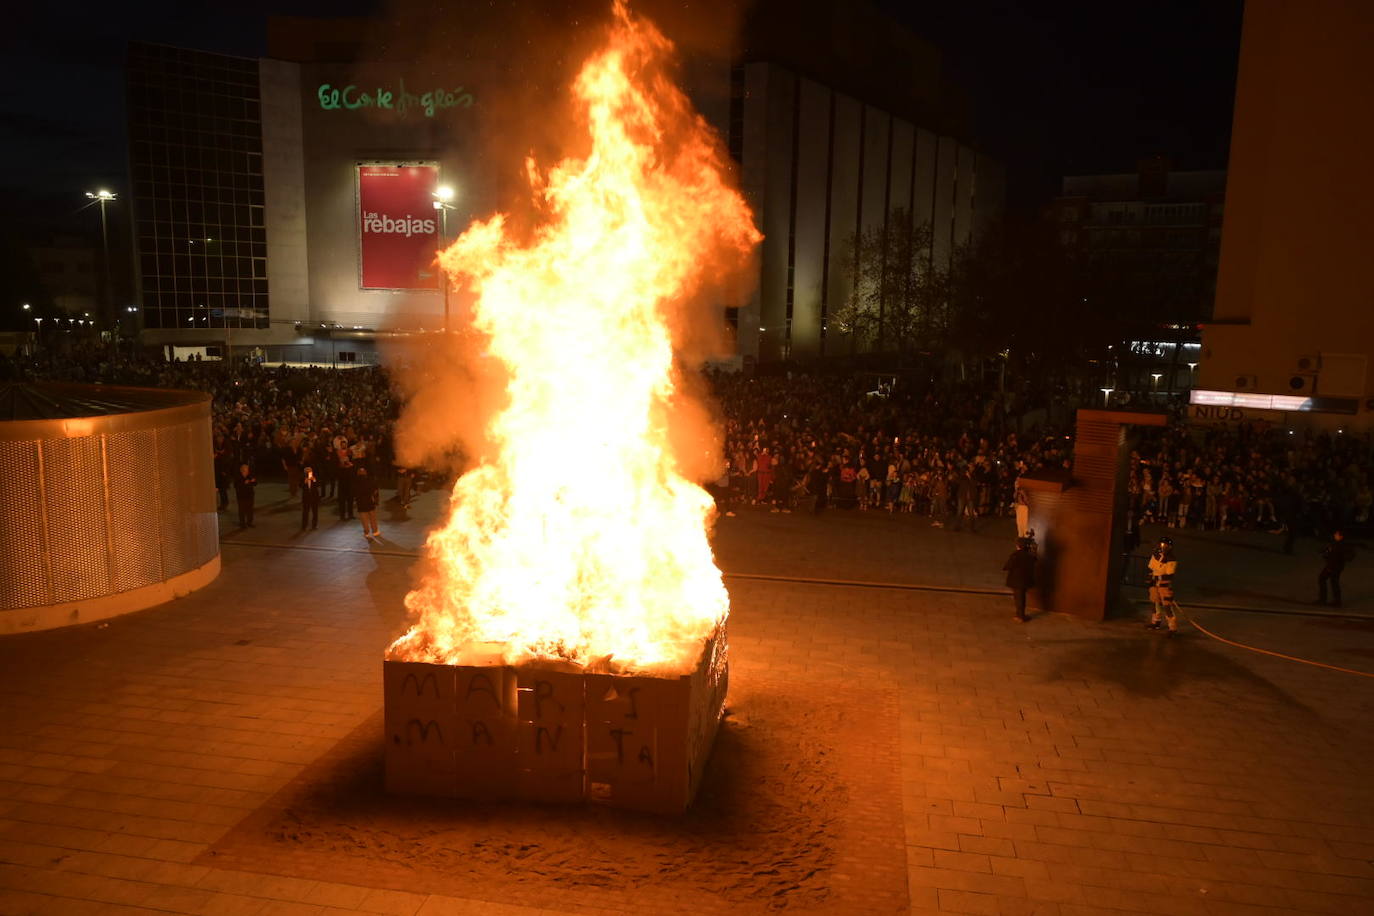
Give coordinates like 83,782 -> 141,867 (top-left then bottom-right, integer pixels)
384,624 -> 727,814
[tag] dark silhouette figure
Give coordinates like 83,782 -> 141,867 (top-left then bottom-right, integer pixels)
1317,530 -> 1353,607
1003,538 -> 1037,622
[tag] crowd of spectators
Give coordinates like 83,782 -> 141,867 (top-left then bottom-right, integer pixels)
7,343 -> 404,528
1126,423 -> 1372,546
707,371 -> 1371,544
6,344 -> 1369,544
707,372 -> 1077,526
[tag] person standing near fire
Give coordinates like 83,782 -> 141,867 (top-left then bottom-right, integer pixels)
1002,537 -> 1037,622
1146,536 -> 1181,635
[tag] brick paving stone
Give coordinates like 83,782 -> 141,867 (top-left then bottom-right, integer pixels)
354,888 -> 427,915
0,490 -> 1371,914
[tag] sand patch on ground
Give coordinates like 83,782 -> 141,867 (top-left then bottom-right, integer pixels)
202,672 -> 907,914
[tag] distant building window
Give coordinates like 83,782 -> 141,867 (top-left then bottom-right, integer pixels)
727,65 -> 745,164
126,41 -> 269,331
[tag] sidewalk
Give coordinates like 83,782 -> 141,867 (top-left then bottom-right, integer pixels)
712,502 -> 1372,617
0,481 -> 1371,914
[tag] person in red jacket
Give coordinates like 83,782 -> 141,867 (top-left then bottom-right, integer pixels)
755,446 -> 774,506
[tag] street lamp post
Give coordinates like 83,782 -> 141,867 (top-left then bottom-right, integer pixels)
85,190 -> 117,331
434,185 -> 456,332
1100,387 -> 1114,407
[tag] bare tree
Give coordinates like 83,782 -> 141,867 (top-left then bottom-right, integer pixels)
834,209 -> 948,357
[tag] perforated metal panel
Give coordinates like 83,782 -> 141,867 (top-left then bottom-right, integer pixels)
42,436 -> 112,604
106,428 -> 165,591
155,424 -> 194,577
0,439 -> 50,609
0,387 -> 218,613
185,422 -> 217,568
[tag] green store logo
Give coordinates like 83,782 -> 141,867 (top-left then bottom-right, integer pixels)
317,79 -> 475,117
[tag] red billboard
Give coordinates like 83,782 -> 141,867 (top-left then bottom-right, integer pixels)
357,164 -> 439,290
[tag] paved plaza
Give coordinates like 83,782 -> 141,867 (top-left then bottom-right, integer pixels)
2,484 -> 1373,915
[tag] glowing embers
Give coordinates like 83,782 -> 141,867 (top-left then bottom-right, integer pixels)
383,624 -> 727,813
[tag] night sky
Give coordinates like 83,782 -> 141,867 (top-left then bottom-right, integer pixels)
893,0 -> 1245,207
1,0 -> 1243,231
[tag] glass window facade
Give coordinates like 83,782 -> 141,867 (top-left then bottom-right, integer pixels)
127,42 -> 269,330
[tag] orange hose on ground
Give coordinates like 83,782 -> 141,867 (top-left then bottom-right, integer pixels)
1178,604 -> 1374,679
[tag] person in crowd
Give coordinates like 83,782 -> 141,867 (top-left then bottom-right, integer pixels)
1123,506 -> 1141,554
281,439 -> 302,501
755,445 -> 774,507
301,465 -> 322,530
806,458 -> 829,514
1013,481 -> 1031,539
1002,536 -> 1037,622
336,442 -> 356,520
319,431 -> 338,500
394,463 -> 414,509
213,434 -> 232,512
772,454 -> 795,513
884,460 -> 901,514
1317,529 -> 1353,608
1146,536 -> 1181,636
707,460 -> 735,518
232,463 -> 257,529
355,465 -> 381,539
953,467 -> 979,533
837,454 -> 858,510
929,466 -> 949,527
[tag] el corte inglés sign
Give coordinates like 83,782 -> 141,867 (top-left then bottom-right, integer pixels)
317,79 -> 474,118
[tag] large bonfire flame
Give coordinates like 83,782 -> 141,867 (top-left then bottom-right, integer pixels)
388,1 -> 760,674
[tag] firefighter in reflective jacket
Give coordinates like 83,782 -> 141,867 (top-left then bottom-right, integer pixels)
1146,536 -> 1180,635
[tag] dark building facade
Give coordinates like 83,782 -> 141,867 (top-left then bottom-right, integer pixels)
126,43 -> 270,333
28,235 -> 98,318
731,60 -> 1002,362
727,0 -> 1003,362
1050,161 -> 1226,324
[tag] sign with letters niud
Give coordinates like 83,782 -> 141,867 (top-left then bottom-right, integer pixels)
356,164 -> 439,290
1187,404 -> 1283,426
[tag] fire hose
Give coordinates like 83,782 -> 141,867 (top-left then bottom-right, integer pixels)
1172,602 -> 1374,679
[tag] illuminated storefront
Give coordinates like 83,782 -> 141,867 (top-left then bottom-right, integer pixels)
126,11 -> 1001,366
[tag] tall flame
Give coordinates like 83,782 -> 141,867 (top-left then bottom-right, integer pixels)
389,2 -> 760,674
